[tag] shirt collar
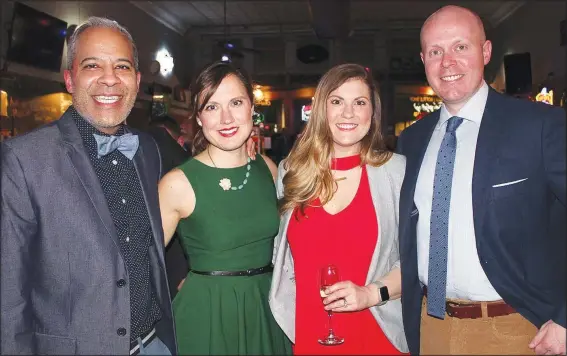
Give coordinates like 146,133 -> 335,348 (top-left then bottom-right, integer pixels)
437,81 -> 489,130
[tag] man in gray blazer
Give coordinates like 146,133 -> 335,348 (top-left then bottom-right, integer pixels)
1,17 -> 176,355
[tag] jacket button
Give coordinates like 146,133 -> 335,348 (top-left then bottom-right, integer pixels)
117,327 -> 126,336
116,279 -> 126,287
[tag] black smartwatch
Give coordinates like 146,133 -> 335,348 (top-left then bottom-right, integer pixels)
372,281 -> 390,306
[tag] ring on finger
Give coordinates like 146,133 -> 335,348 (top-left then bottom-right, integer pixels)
342,298 -> 348,307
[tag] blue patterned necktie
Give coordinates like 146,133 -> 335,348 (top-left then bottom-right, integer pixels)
427,116 -> 464,319
93,133 -> 139,160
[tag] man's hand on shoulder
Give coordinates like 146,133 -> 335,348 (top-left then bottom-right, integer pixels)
246,132 -> 257,160
529,320 -> 566,355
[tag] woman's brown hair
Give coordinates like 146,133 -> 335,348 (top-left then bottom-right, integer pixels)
189,61 -> 254,155
280,63 -> 392,214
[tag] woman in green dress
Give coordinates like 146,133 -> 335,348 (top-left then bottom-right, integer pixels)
158,61 -> 292,355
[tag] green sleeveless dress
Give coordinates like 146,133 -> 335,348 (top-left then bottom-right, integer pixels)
172,157 -> 292,355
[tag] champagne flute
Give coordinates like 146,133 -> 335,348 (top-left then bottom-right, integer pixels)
318,264 -> 344,345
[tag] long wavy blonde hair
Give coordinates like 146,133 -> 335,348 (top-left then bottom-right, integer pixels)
280,63 -> 392,215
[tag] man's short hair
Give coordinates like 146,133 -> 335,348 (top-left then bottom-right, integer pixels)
67,17 -> 139,71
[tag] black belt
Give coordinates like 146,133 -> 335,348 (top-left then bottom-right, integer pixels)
191,264 -> 273,277
130,328 -> 156,355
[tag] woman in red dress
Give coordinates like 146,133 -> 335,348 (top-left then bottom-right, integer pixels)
269,63 -> 408,354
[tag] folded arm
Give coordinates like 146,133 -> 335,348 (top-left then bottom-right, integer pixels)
368,266 -> 402,303
322,266 -> 401,312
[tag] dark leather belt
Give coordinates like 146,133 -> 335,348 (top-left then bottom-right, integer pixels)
130,327 -> 156,355
191,264 -> 273,277
423,286 -> 517,319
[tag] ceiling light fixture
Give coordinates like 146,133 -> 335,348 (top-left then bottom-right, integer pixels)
156,48 -> 174,76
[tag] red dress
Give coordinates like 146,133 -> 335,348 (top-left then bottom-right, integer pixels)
287,155 -> 403,355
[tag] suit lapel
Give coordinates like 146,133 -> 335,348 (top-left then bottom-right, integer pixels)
131,137 -> 166,266
472,90 -> 504,237
57,109 -> 119,242
399,113 -> 438,237
129,130 -> 171,308
406,114 -> 438,197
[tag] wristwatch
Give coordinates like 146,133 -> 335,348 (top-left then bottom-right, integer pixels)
372,281 -> 390,306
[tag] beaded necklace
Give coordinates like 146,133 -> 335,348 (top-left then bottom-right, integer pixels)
207,147 -> 251,191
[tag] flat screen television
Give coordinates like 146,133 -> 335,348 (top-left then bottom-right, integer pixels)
7,2 -> 68,73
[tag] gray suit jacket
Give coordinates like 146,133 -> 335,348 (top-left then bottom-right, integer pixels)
269,153 -> 409,352
1,109 -> 176,355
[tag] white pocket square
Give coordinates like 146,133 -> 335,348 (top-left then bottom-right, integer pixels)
492,178 -> 528,188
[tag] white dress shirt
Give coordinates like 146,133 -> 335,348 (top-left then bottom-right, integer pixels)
414,81 -> 502,301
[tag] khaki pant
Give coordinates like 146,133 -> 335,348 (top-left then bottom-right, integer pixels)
420,296 -> 537,355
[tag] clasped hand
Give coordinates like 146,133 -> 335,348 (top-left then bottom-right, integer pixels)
529,320 -> 566,355
322,280 -> 377,312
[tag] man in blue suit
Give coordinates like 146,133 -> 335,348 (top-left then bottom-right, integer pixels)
397,5 -> 565,355
1,17 -> 176,354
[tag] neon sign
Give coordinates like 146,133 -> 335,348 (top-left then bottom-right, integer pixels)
301,104 -> 312,121
410,95 -> 442,120
535,87 -> 553,105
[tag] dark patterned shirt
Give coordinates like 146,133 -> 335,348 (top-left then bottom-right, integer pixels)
72,108 -> 162,343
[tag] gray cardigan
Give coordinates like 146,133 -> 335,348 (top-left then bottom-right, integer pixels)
268,153 -> 409,353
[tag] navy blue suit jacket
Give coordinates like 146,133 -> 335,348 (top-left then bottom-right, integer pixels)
396,89 -> 566,355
